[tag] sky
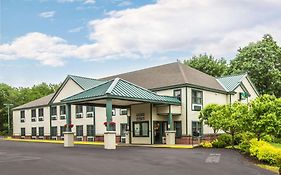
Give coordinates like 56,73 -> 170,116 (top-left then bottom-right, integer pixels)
0,0 -> 281,87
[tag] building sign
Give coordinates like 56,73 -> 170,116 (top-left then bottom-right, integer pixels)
136,113 -> 145,121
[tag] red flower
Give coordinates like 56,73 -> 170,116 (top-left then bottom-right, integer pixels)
64,124 -> 74,128
103,121 -> 116,126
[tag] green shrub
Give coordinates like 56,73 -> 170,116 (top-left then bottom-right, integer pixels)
212,134 -> 232,148
261,135 -> 274,142
238,132 -> 256,153
201,141 -> 212,148
249,139 -> 281,165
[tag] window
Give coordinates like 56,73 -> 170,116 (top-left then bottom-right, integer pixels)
51,106 -> 57,120
76,105 -> 83,113
112,108 -> 116,116
174,89 -> 182,101
51,126 -> 57,137
86,106 -> 94,118
21,128 -> 25,136
76,125 -> 83,136
60,105 -> 66,120
192,90 -> 203,111
120,109 -> 128,115
20,111 -> 25,123
87,125 -> 94,136
39,127 -> 44,136
120,124 -> 127,137
31,109 -> 36,122
174,121 -> 182,138
192,121 -> 203,137
133,121 -> 149,137
60,126 -> 66,137
32,127 -> 37,136
38,108 -> 44,121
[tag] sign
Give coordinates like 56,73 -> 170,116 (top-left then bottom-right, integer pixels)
136,113 -> 145,121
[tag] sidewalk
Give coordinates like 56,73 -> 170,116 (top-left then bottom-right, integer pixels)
3,137 -> 195,149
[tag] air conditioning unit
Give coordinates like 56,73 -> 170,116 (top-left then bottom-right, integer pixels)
87,136 -> 94,142
20,118 -> 25,123
38,117 -> 44,121
38,136 -> 44,139
60,115 -> 66,120
76,113 -> 83,118
32,136 -> 37,139
86,112 -> 94,118
76,136 -> 83,141
192,104 -> 202,111
51,136 -> 57,140
120,109 -> 128,115
61,137 -> 64,140
31,117 -> 36,122
51,115 -> 57,120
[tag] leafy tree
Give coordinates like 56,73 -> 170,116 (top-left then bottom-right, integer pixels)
246,94 -> 278,140
199,104 -> 222,134
229,34 -> 281,97
184,54 -> 228,77
215,102 -> 248,147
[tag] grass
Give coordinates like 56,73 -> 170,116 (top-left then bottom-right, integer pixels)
256,164 -> 279,174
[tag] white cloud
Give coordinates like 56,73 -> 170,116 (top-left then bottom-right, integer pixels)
57,0 -> 95,4
0,33 -> 76,67
83,0 -> 95,4
1,0 -> 281,67
39,11 -> 56,18
118,1 -> 132,6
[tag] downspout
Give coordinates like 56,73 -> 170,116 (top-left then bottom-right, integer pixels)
150,103 -> 153,145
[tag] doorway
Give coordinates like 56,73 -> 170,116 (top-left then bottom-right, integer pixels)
153,121 -> 168,144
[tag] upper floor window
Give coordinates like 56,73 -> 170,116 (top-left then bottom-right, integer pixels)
86,106 -> 94,113
76,105 -> 83,114
60,105 -> 66,120
20,111 -> 25,123
31,109 -> 36,122
174,89 -> 182,101
112,108 -> 116,116
192,90 -> 203,111
38,108 -> 44,121
51,106 -> 57,120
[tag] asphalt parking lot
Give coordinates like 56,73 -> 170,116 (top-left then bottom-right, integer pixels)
0,139 -> 275,175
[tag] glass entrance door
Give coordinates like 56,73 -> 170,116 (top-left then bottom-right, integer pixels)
153,121 -> 168,144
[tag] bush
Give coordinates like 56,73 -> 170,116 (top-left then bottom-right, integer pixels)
212,134 -> 232,148
201,141 -> 212,148
238,132 -> 256,153
249,139 -> 281,165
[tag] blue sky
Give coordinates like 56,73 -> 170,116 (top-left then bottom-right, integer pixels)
1,0 -> 281,87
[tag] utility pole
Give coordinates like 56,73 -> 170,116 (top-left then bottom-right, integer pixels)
4,103 -> 13,135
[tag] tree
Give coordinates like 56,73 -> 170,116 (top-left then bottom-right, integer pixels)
246,94 -> 278,140
199,104 -> 222,134
184,54 -> 228,77
229,34 -> 281,97
215,102 -> 248,147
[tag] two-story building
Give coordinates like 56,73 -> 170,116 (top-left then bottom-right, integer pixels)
12,62 -> 259,146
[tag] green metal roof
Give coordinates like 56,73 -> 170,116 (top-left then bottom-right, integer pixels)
62,78 -> 181,105
69,75 -> 105,90
216,73 -> 247,92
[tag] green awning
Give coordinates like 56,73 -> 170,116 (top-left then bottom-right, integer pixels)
62,78 -> 181,105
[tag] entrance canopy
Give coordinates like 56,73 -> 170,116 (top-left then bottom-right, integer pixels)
61,78 -> 181,107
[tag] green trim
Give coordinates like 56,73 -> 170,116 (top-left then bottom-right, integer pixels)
150,83 -> 228,95
106,99 -> 112,131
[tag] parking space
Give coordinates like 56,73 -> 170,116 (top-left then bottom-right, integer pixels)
0,140 -> 275,175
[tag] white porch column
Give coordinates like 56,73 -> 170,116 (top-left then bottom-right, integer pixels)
64,104 -> 74,147
166,105 -> 176,145
104,99 -> 116,149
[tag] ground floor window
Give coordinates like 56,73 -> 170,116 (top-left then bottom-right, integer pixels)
87,125 -> 94,136
76,125 -> 83,136
60,126 -> 66,137
32,127 -> 37,136
21,128 -> 25,136
51,126 -> 57,137
174,121 -> 182,138
120,123 -> 127,137
39,127 -> 44,136
192,121 -> 203,137
133,121 -> 149,137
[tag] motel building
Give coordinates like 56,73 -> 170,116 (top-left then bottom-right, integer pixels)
12,62 -> 259,149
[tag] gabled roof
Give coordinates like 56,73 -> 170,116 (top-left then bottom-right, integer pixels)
100,62 -> 226,92
50,75 -> 104,104
69,75 -> 104,90
216,73 -> 247,92
13,93 -> 55,110
62,78 -> 181,105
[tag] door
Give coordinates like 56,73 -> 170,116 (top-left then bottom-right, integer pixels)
153,121 -> 168,144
